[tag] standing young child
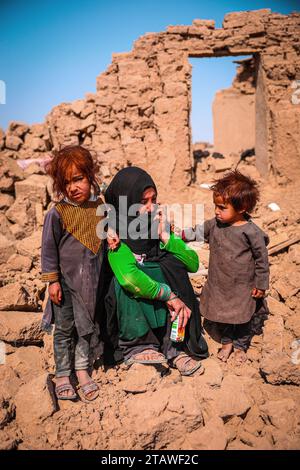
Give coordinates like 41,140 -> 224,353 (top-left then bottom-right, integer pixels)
41,145 -> 106,401
183,170 -> 269,364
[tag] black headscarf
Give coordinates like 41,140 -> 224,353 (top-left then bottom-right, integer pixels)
105,166 -> 160,255
104,166 -> 208,361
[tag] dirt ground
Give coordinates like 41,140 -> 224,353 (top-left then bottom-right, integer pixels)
0,157 -> 300,451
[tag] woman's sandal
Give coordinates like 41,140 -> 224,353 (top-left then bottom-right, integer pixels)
171,353 -> 204,376
55,383 -> 77,401
125,349 -> 167,365
79,380 -> 99,402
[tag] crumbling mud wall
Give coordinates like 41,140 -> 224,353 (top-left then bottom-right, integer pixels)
1,9 -> 300,451
1,9 -> 299,198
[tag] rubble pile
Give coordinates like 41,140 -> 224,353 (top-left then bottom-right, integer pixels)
0,9 -> 299,450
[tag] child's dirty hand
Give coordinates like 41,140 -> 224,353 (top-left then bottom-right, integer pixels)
49,282 -> 62,305
251,288 -> 265,298
107,227 -> 120,251
154,204 -> 170,244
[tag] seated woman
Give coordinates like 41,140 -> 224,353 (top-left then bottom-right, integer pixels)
104,167 -> 208,376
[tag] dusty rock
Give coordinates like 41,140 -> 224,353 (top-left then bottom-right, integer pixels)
0,214 -> 14,240
121,363 -> 161,393
0,311 -> 44,344
9,223 -> 25,240
289,244 -> 300,265
0,176 -> 14,192
285,315 -> 300,339
267,295 -> 293,320
6,346 -> 44,383
0,193 -> 14,211
5,135 -> 23,151
216,375 -> 252,419
273,275 -> 300,301
260,352 -> 300,385
16,231 -> 42,260
122,383 -> 204,448
14,373 -> 57,426
6,254 -> 32,272
7,121 -> 30,138
194,358 -> 223,388
0,392 -> 15,429
237,429 -> 274,450
0,283 -> 37,311
15,175 -> 49,206
0,235 -> 15,263
184,416 -> 228,450
23,134 -> 47,152
240,404 -> 265,437
260,312 -> 300,385
0,430 -> 19,450
0,366 -> 22,398
5,198 -> 30,227
260,399 -> 297,433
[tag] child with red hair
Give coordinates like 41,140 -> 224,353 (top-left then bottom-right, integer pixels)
41,145 -> 106,401
183,170 -> 269,364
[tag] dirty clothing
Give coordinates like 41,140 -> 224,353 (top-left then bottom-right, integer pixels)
104,166 -> 209,362
53,277 -> 91,377
41,198 -> 106,372
119,318 -> 182,362
218,321 -> 252,351
184,217 -> 270,325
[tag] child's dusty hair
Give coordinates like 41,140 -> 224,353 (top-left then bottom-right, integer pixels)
46,145 -> 99,197
211,169 -> 259,213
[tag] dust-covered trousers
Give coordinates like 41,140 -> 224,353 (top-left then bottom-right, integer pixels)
53,278 -> 91,377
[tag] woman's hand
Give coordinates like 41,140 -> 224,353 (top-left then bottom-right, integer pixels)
49,282 -> 62,305
166,296 -> 191,329
107,227 -> 120,251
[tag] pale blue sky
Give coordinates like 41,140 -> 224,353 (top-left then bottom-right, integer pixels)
0,0 -> 298,142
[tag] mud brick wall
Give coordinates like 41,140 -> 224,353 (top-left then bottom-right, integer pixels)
1,9 -> 300,198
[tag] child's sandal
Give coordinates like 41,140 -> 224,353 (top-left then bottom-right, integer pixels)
55,383 -> 77,401
79,380 -> 99,402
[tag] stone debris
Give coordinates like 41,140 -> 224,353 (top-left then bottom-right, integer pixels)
0,9 -> 299,450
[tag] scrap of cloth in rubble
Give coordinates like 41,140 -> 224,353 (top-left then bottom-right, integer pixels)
41,197 -> 107,356
184,217 -> 270,325
104,166 -> 209,359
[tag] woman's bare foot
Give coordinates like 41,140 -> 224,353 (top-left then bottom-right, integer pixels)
217,343 -> 233,362
76,369 -> 99,400
233,349 -> 248,365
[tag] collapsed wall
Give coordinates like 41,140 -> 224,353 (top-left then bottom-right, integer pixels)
1,10 -> 300,451
0,9 -> 300,200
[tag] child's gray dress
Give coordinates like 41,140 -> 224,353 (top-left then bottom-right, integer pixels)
185,218 -> 269,324
41,199 -> 106,342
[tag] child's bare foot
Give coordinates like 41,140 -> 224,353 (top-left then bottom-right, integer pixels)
217,343 -> 233,362
233,349 -> 248,365
55,376 -> 77,400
